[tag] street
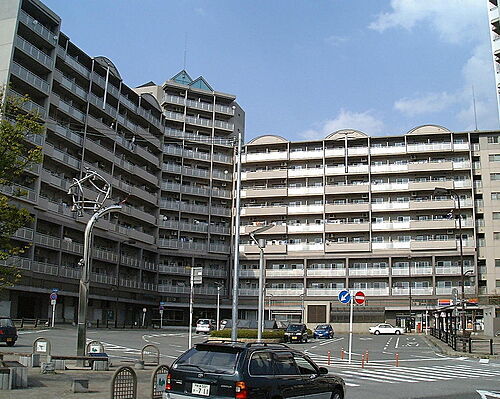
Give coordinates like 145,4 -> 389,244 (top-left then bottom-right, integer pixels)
4,327 -> 500,399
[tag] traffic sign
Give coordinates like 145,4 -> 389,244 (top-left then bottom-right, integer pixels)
50,292 -> 58,300
159,305 -> 165,311
50,299 -> 56,306
160,301 -> 166,306
354,291 -> 365,305
338,290 -> 351,304
51,288 -> 59,293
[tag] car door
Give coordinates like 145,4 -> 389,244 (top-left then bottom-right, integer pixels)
293,353 -> 331,399
247,351 -> 275,399
272,351 -> 305,399
380,324 -> 391,334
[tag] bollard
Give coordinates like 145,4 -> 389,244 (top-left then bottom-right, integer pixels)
327,351 -> 331,365
341,348 -> 344,360
395,353 -> 399,367
365,351 -> 369,363
361,354 -> 365,368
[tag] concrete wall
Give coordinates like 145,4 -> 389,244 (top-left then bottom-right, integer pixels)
0,0 -> 19,88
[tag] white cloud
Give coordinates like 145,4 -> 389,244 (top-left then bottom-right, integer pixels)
369,0 -> 485,44
394,92 -> 457,116
194,7 -> 206,16
301,109 -> 385,139
324,35 -> 347,46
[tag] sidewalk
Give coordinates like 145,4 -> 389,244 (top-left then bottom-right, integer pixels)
424,334 -> 500,359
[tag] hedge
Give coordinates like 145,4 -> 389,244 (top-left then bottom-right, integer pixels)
211,329 -> 285,339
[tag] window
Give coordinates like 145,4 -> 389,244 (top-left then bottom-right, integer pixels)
293,354 -> 318,375
496,259 -> 500,267
497,280 -> 500,288
495,232 -> 500,240
491,173 -> 500,181
494,213 -> 500,220
175,347 -> 238,374
249,352 -> 274,376
490,154 -> 500,162
273,352 -> 300,375
488,136 -> 500,143
493,193 -> 500,200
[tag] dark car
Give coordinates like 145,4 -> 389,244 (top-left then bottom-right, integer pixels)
313,324 -> 334,339
164,341 -> 345,399
283,323 -> 308,343
0,317 -> 18,346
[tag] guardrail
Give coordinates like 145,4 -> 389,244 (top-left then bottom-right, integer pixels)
430,327 -> 499,355
12,318 -> 49,328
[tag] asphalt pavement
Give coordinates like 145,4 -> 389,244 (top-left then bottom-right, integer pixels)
2,327 -> 500,399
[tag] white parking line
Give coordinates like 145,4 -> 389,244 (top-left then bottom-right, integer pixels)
395,337 -> 400,349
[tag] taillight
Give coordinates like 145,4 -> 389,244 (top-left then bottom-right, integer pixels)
0,330 -> 3,334
235,381 -> 247,399
166,373 -> 172,391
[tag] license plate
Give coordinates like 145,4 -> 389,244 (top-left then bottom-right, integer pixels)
6,338 -> 12,342
192,383 -> 210,396
292,336 -> 298,340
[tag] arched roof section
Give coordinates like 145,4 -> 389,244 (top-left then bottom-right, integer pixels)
325,129 -> 369,141
140,93 -> 161,111
247,135 -> 289,145
406,124 -> 451,135
94,56 -> 121,80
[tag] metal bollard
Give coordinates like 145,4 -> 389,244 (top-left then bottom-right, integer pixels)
327,351 -> 331,365
341,348 -> 344,360
361,354 -> 365,368
365,351 -> 369,363
395,353 -> 399,367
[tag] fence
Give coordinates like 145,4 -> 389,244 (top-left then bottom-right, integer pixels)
430,328 -> 499,355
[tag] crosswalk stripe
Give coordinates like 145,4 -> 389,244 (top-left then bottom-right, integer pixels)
338,369 -> 420,383
430,365 -> 500,377
334,370 -> 398,384
373,368 -> 443,381
445,364 -> 500,376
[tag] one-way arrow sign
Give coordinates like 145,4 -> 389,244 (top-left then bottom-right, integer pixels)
338,289 -> 351,304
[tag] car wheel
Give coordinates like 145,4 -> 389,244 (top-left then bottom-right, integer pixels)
304,337 -> 308,343
6,341 -> 15,347
395,330 -> 401,335
331,388 -> 344,399
374,330 -> 380,335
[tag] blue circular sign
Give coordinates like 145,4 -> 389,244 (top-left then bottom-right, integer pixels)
338,290 -> 351,304
50,293 -> 57,300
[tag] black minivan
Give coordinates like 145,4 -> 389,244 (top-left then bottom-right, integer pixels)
0,317 -> 18,346
164,341 -> 345,399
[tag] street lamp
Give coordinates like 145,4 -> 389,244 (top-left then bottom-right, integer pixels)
249,224 -> 273,342
215,282 -> 223,330
299,292 -> 305,323
433,187 -> 466,337
267,293 -> 274,321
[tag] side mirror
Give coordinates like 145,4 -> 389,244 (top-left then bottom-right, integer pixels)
319,367 -> 328,375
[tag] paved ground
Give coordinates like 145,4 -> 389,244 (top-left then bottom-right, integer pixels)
1,327 -> 499,398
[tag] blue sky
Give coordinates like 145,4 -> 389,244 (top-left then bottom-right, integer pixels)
43,0 -> 499,142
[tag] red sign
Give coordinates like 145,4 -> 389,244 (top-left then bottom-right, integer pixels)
354,291 -> 365,305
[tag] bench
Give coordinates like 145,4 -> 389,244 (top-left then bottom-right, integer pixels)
50,355 -> 109,370
0,361 -> 27,389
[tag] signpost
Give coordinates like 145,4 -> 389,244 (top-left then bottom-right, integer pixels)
142,308 -> 147,328
188,267 -> 203,349
49,292 -> 57,328
159,302 -> 166,329
338,289 -> 365,364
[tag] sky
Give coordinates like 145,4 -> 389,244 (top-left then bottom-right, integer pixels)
43,0 -> 499,142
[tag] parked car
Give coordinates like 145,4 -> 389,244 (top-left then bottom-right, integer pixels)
0,317 -> 18,346
283,323 -> 308,343
164,341 -> 345,399
195,319 -> 216,334
313,324 -> 334,339
369,323 -> 404,335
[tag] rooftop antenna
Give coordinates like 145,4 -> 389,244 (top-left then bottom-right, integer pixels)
183,32 -> 187,70
472,85 -> 478,131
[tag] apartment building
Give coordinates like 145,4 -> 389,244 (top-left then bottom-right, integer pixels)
488,0 -> 500,119
0,0 -> 244,324
238,126 -> 500,325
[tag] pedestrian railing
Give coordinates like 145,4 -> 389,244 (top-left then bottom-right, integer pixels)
430,328 -> 498,355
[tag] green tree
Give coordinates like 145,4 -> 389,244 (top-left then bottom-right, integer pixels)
0,90 -> 44,289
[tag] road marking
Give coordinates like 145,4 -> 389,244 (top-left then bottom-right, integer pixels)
477,390 -> 500,399
18,329 -> 49,335
479,358 -> 490,364
395,337 -> 399,349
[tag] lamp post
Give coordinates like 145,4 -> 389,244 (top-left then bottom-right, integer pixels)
249,225 -> 273,342
299,292 -> 305,323
215,282 -> 223,330
433,187 -> 466,337
408,256 -> 412,333
267,293 -> 274,321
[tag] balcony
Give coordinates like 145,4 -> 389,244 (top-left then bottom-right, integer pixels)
325,203 -> 370,213
241,169 -> 287,180
288,168 -> 323,178
34,233 -> 61,249
347,147 -> 368,156
239,288 -> 259,296
12,227 -> 34,241
372,241 -> 411,250
290,149 -> 323,159
325,147 -> 345,157
410,219 -> 456,230
372,222 -> 409,231
209,243 -> 230,254
391,267 -> 433,276
435,266 -> 462,275
288,186 -> 324,196
120,255 -> 141,268
410,199 -> 455,211
288,205 -> 324,214
370,145 -> 405,155
410,239 -> 457,251
266,269 -> 304,277
120,205 -> 156,225
56,72 -> 88,100
11,62 -> 49,94
371,183 -> 408,192
288,224 -> 324,233
325,166 -> 346,175
325,184 -> 369,194
94,248 -> 118,263
325,242 -> 370,252
244,151 -> 288,162
18,10 -> 58,46
60,53 -> 90,78
325,222 -> 369,233
0,184 -> 37,203
350,287 -> 389,296
239,270 -> 259,278
436,286 -> 475,295
240,244 -> 287,254
349,268 -> 389,276
306,288 -> 343,297
288,243 -> 324,252
409,180 -> 454,191
392,287 -> 433,296
306,268 -> 346,277
266,288 -> 304,297
408,161 -> 453,173
240,225 -> 287,235
241,187 -> 287,198
48,121 -> 83,145
407,143 -> 452,152
15,36 -> 53,69
347,165 -> 369,174
372,202 -> 409,211
241,205 -> 287,217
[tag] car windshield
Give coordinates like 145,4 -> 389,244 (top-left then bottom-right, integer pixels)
0,319 -> 14,327
316,325 -> 329,330
198,320 -> 210,325
175,346 -> 240,374
286,324 -> 303,332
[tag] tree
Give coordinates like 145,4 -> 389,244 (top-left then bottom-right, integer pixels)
0,89 -> 44,289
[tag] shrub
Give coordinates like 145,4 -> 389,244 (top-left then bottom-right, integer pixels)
211,329 -> 285,339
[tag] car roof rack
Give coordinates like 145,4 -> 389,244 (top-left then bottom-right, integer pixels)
245,342 -> 290,348
199,339 -> 246,345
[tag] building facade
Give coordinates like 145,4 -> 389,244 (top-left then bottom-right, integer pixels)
488,0 -> 500,120
238,127 -> 500,326
0,0 -> 244,324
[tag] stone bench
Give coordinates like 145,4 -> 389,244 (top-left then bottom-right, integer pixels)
50,355 -> 109,371
0,361 -> 27,389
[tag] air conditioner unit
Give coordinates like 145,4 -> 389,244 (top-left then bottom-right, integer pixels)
447,230 -> 454,234
362,194 -> 368,199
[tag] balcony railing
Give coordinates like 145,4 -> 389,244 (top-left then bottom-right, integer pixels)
306,288 -> 342,296
15,36 -> 53,68
11,62 -> 49,94
266,288 -> 304,296
392,287 -> 433,296
306,268 -> 346,277
349,268 -> 389,276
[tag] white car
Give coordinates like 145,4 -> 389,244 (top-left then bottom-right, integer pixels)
369,323 -> 404,335
195,319 -> 215,334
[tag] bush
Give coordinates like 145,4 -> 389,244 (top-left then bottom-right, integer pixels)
211,329 -> 284,339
